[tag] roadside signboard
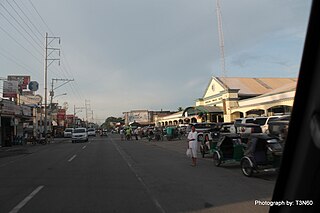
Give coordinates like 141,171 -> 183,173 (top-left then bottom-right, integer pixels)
28,81 -> 39,91
3,80 -> 18,98
7,75 -> 30,90
19,95 -> 42,106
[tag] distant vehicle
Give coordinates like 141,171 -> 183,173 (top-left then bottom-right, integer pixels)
231,116 -> 285,134
72,128 -> 88,143
230,121 -> 262,134
233,118 -> 255,125
230,123 -> 262,144
214,122 -> 234,133
63,128 -> 74,138
187,122 -> 217,133
87,128 -> 96,137
100,129 -> 108,136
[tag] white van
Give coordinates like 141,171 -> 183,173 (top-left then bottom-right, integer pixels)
72,128 -> 88,143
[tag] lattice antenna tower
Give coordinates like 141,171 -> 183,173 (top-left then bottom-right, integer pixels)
216,0 -> 227,78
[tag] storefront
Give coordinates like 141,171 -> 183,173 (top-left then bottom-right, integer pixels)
0,99 -> 32,146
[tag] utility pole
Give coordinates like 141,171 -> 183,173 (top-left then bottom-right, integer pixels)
44,32 -> 60,143
49,78 -> 74,131
91,110 -> 94,123
85,100 -> 91,128
74,105 -> 85,128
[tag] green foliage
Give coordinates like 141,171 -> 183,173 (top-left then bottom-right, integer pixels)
101,116 -> 124,130
177,107 -> 184,111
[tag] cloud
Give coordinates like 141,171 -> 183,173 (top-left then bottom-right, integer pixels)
1,0 -> 312,119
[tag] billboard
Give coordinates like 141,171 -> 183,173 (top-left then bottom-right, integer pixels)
8,75 -> 30,90
57,109 -> 66,120
19,95 -> 42,106
3,80 -> 18,98
127,111 -> 150,123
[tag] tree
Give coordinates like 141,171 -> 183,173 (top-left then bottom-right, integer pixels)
177,107 -> 184,111
101,116 -> 124,130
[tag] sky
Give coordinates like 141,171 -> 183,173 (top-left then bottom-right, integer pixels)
0,0 -> 312,124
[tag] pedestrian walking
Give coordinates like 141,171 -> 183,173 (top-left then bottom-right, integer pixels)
187,125 -> 198,166
134,128 -> 139,140
120,129 -> 124,141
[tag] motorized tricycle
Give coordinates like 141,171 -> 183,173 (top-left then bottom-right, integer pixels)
212,133 -> 245,166
240,133 -> 283,177
165,126 -> 181,141
199,123 -> 234,158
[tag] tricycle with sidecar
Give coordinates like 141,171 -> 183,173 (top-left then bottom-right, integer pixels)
240,133 -> 283,177
165,126 -> 181,141
212,133 -> 245,166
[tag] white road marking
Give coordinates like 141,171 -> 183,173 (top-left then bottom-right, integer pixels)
112,139 -> 166,213
9,185 -> 44,213
68,154 -> 77,162
82,145 -> 87,149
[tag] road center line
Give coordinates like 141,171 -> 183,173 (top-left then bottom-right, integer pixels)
68,154 -> 77,162
9,185 -> 44,213
82,145 -> 87,149
111,139 -> 166,213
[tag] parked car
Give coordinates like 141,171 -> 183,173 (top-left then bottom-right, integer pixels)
268,119 -> 290,145
230,122 -> 262,134
252,116 -> 281,133
187,122 -> 217,133
87,128 -> 96,137
230,118 -> 255,133
214,122 -> 234,133
72,128 -> 88,143
63,128 -> 74,138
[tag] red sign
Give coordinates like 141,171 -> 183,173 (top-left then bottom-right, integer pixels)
8,75 -> 30,90
57,109 -> 66,120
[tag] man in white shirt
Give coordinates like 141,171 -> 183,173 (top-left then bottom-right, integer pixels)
187,125 -> 198,166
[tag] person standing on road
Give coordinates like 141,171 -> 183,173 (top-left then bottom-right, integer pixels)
187,125 -> 198,166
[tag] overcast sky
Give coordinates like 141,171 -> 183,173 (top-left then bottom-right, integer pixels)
0,0 -> 312,123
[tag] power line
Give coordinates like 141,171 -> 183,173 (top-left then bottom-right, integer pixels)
0,24 -> 42,64
5,0 -> 43,43
27,0 -> 54,36
12,0 -> 43,38
0,2 -> 43,50
0,48 -> 41,78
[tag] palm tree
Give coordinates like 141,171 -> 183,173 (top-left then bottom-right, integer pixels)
177,107 -> 184,112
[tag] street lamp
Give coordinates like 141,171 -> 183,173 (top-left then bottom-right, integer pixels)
53,93 -> 67,99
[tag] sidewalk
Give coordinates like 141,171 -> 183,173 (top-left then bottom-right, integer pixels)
0,138 -> 68,158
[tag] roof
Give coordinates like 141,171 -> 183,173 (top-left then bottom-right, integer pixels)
216,77 -> 297,96
260,81 -> 297,97
196,105 -> 223,113
183,106 -> 223,116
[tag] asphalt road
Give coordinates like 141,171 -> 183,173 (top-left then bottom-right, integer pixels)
0,135 -> 276,213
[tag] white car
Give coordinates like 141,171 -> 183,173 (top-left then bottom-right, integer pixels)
87,128 -> 96,137
72,128 -> 88,143
254,116 -> 281,133
63,128 -> 74,138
